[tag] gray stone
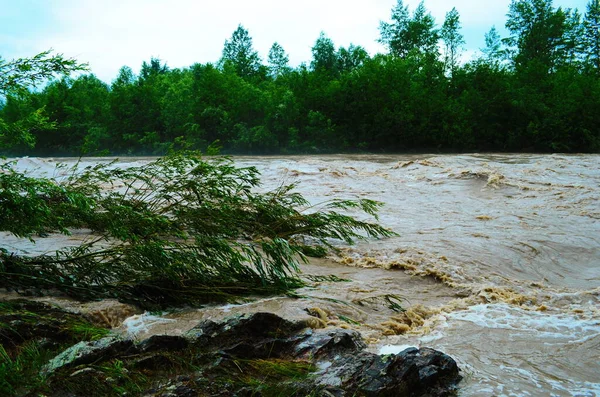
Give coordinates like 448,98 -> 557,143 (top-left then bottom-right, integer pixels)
41,312 -> 461,396
42,337 -> 135,375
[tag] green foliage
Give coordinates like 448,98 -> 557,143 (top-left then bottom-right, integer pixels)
584,0 -> 600,71
220,24 -> 262,79
482,26 -> 505,64
0,50 -> 87,96
441,7 -> 465,75
504,0 -> 580,76
0,49 -> 87,149
378,0 -> 411,57
0,161 -> 92,238
0,341 -> 48,396
0,301 -> 110,396
0,107 -> 54,148
337,44 -> 369,73
0,153 -> 394,307
311,32 -> 338,73
379,0 -> 439,58
1,6 -> 599,155
268,42 -> 290,78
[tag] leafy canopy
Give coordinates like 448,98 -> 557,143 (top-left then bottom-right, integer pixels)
220,25 -> 262,79
0,50 -> 87,148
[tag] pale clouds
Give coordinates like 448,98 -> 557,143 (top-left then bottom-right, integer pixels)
1,0 -> 589,82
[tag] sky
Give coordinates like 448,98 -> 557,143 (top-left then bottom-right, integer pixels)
0,0 -> 590,83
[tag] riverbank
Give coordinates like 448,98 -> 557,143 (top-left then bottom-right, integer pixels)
0,299 -> 462,396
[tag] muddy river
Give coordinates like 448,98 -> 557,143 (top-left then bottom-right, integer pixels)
2,154 -> 599,396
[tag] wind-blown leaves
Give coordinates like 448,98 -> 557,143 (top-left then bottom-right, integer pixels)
0,153 -> 395,308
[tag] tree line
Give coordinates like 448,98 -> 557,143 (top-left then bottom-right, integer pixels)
2,0 -> 600,155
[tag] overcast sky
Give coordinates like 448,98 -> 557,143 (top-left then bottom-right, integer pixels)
0,0 -> 590,83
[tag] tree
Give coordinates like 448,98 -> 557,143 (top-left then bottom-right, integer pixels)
140,57 -> 169,81
0,50 -> 87,148
310,32 -> 337,72
378,0 -> 411,57
584,0 -> 600,71
28,74 -> 111,155
220,24 -> 261,79
410,2 -> 440,56
267,42 -> 290,78
482,26 -> 505,63
379,0 -> 439,58
337,44 -> 369,72
108,66 -> 137,150
560,9 -> 585,67
440,7 -> 465,75
504,0 -> 572,74
65,74 -> 111,154
135,58 -> 170,152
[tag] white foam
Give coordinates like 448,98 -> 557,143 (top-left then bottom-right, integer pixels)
121,313 -> 176,337
448,304 -> 600,340
378,344 -> 418,355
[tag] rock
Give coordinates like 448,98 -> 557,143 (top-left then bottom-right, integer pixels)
294,328 -> 366,359
138,334 -> 189,352
39,312 -> 461,396
145,381 -> 198,397
327,347 -> 461,396
42,337 -> 135,375
188,313 -> 461,396
186,311 -> 309,359
133,354 -> 179,370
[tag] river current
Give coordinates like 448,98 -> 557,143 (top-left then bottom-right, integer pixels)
2,154 -> 599,396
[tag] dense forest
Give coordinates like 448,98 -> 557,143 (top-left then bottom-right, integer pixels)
2,0 -> 600,155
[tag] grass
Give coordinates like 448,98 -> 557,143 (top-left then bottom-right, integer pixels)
0,300 -> 112,396
0,341 -> 50,396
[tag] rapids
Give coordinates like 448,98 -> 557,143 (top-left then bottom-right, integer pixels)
2,154 -> 599,396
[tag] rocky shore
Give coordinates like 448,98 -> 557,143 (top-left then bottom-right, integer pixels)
1,300 -> 461,396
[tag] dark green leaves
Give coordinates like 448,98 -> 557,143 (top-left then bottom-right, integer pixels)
0,50 -> 88,96
220,25 -> 262,79
0,153 -> 395,308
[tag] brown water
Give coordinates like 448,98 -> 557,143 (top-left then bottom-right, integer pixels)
2,154 -> 599,396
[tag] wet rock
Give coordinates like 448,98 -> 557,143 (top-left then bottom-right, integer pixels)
187,311 -> 305,340
43,336 -> 135,375
134,354 -> 179,370
186,311 -> 309,359
294,328 -> 366,359
326,347 -> 461,396
145,380 -> 198,397
38,312 -> 461,396
138,334 -> 189,352
189,314 -> 460,396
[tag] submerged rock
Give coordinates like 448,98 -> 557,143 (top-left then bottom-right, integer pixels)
39,311 -> 461,396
